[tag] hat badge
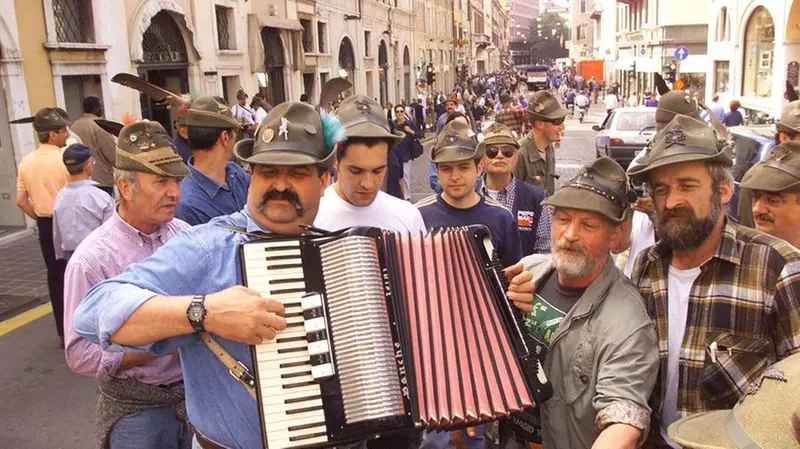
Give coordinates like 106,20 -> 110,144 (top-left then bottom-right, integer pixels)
278,117 -> 291,140
792,105 -> 800,117
446,134 -> 458,144
664,129 -> 687,147
262,128 -> 274,143
533,101 -> 545,113
129,134 -> 138,143
355,100 -> 372,114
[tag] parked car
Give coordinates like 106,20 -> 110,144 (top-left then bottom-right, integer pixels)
593,107 -> 657,169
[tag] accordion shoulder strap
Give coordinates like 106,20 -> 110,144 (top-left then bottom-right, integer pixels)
199,332 -> 257,399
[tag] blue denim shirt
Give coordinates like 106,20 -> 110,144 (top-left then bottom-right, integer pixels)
175,160 -> 250,226
74,209 -> 267,449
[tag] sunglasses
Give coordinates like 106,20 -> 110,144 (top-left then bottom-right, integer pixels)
395,109 -> 405,114
545,117 -> 566,126
486,146 -> 517,158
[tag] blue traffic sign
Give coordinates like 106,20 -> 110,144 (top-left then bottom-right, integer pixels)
674,46 -> 689,61
640,47 -> 646,55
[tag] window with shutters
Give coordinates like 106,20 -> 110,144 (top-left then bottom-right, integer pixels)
215,5 -> 234,50
52,0 -> 94,43
301,19 -> 314,53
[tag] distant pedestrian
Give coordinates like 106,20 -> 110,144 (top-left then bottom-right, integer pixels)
708,94 -> 725,121
723,100 -> 745,127
70,96 -> 117,195
644,92 -> 659,107
16,108 -> 70,345
52,144 -> 114,262
604,91 -> 619,114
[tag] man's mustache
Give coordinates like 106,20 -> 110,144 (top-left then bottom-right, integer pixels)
555,239 -> 586,255
754,213 -> 774,223
258,190 -> 304,217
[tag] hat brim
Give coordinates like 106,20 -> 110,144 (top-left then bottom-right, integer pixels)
542,186 -> 626,223
740,164 -> 800,192
234,139 -> 336,169
527,106 -> 570,121
432,147 -> 480,164
667,411 -> 735,449
345,121 -> 406,143
656,109 -> 701,123
477,137 -> 520,155
627,148 -> 732,181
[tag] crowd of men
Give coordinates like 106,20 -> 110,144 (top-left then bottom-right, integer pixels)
12,74 -> 800,449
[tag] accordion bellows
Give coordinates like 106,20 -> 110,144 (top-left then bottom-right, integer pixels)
241,226 -> 550,449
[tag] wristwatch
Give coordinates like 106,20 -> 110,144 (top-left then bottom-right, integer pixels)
187,295 -> 207,332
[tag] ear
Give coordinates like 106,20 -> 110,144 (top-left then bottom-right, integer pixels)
319,170 -> 331,195
719,177 -> 734,205
476,159 -> 484,172
607,220 -> 624,249
116,177 -> 133,201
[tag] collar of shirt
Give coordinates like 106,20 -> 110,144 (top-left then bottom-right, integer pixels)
110,210 -> 174,246
479,173 -> 516,196
646,218 -> 741,266
187,158 -> 236,198
64,179 -> 100,190
240,207 -> 271,234
38,143 -> 62,152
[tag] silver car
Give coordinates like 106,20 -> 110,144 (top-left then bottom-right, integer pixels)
593,107 -> 657,169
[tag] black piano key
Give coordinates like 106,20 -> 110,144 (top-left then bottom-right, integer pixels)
280,360 -> 311,369
281,370 -> 312,379
276,335 -> 308,344
302,307 -> 324,320
286,322 -> 304,329
288,421 -> 327,432
286,404 -> 324,415
269,277 -> 306,285
284,302 -> 302,309
285,394 -> 322,405
263,245 -> 299,253
284,311 -> 304,319
264,254 -> 301,261
268,263 -> 304,270
306,329 -> 329,343
310,353 -> 331,366
289,431 -> 328,442
283,380 -> 318,389
272,287 -> 307,295
278,346 -> 308,354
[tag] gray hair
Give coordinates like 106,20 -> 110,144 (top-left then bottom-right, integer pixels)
707,162 -> 734,191
114,169 -> 139,199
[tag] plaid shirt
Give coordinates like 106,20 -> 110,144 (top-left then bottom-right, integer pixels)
479,176 -> 552,255
630,220 -> 800,442
494,105 -> 526,136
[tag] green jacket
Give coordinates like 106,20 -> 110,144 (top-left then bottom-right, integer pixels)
514,133 -> 556,196
520,254 -> 659,449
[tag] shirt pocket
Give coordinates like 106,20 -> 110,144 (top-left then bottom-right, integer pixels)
560,340 -> 595,404
699,332 -> 772,408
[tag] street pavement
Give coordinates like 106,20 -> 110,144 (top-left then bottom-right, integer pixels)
0,104 -> 607,449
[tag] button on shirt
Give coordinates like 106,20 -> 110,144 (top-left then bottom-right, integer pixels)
64,212 -> 188,384
175,160 -> 250,226
16,144 -> 69,217
52,180 -> 115,260
74,209 -> 275,448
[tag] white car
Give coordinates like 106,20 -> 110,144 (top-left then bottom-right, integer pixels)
593,107 -> 657,169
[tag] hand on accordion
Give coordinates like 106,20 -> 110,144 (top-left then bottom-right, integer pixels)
504,263 -> 535,313
204,285 -> 287,345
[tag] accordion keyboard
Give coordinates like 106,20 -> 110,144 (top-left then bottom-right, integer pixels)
242,240 -> 330,449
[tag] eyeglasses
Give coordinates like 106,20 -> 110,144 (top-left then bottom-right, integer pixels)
485,146 -> 517,159
545,117 -> 566,126
395,110 -> 405,114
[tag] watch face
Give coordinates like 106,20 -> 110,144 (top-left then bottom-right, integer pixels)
188,306 -> 203,321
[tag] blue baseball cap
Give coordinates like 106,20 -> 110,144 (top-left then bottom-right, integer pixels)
62,143 -> 96,166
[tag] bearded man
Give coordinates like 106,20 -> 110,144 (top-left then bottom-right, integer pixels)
627,115 -> 800,448
502,157 -> 658,449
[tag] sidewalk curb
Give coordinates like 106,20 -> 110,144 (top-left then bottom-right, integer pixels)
0,228 -> 33,248
0,294 -> 49,323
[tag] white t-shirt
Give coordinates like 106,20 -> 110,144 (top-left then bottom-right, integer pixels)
484,189 -> 499,201
254,107 -> 268,124
604,94 -> 619,110
660,265 -> 702,448
314,185 -> 426,234
624,211 -> 656,278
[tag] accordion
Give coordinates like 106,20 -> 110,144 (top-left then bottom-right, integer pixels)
240,226 -> 551,449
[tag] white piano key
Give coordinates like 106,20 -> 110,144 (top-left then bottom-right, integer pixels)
267,425 -> 328,443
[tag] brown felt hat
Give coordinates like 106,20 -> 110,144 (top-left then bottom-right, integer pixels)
668,352 -> 800,449
187,95 -> 242,129
656,91 -> 701,123
777,100 -> 800,134
116,121 -> 189,177
33,107 -> 72,132
543,156 -> 632,223
479,122 -> 520,152
526,90 -> 569,121
431,119 -> 481,163
627,114 -> 732,181
337,95 -> 404,143
234,101 -> 336,169
740,141 -> 800,193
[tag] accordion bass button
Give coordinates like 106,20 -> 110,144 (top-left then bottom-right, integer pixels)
311,363 -> 335,380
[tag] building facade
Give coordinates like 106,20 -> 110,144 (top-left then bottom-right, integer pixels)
414,0 -> 455,93
569,0 -> 594,59
705,0 -> 800,120
507,0 -> 537,64
613,0 -> 709,103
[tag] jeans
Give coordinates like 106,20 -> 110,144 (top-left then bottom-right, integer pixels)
421,425 -> 485,449
36,217 -> 67,337
109,407 -> 191,449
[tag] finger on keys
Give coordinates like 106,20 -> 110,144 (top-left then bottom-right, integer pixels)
262,298 -> 286,316
508,270 -> 533,291
503,263 -> 523,280
507,290 -> 533,309
512,300 -> 534,313
260,326 -> 277,342
265,312 -> 287,332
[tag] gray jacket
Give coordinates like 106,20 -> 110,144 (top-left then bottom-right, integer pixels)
520,254 -> 659,449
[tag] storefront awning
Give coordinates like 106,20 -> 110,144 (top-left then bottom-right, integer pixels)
250,14 -> 304,31
677,55 -> 709,74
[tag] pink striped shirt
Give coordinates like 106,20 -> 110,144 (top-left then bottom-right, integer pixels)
63,211 -> 189,384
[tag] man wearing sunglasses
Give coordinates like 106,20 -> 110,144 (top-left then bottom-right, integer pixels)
479,123 -> 552,256
175,96 -> 250,226
514,91 -> 569,196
